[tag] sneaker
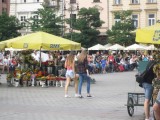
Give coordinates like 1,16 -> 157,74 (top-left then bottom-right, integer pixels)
87,95 -> 92,97
75,94 -> 79,98
64,95 -> 71,98
78,95 -> 83,98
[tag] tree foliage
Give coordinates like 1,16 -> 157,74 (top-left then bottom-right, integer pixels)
106,10 -> 136,46
0,12 -> 22,41
27,5 -> 63,36
65,7 -> 104,48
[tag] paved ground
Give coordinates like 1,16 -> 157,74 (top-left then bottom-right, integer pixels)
0,71 -> 153,120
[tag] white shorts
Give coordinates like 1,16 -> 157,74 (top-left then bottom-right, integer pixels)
65,70 -> 75,79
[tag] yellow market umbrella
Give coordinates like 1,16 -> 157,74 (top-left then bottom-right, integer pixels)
5,31 -> 81,50
136,23 -> 160,44
0,42 -> 6,50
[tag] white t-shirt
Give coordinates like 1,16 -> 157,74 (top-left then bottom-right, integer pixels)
130,58 -> 136,64
31,53 -> 40,62
3,58 -> 9,66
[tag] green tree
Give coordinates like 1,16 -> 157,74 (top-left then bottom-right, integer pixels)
106,10 -> 135,46
65,7 -> 104,48
27,4 -> 63,36
0,12 -> 22,41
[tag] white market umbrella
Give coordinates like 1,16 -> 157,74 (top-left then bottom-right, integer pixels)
104,43 -> 112,49
88,44 -> 106,50
107,44 -> 125,50
146,45 -> 158,50
124,44 -> 147,50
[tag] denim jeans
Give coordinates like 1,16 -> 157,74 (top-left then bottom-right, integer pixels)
78,73 -> 91,95
142,82 -> 153,100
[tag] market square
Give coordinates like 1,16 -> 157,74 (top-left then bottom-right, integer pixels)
0,71 -> 147,120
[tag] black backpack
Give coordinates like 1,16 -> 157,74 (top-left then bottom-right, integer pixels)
136,60 -> 156,87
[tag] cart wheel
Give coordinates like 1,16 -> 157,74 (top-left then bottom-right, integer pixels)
127,97 -> 134,117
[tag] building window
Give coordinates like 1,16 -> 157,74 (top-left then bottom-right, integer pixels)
2,0 -> 6,3
33,15 -> 38,19
147,0 -> 156,3
21,16 -> 26,21
114,0 -> 121,4
132,15 -> 138,28
114,16 -> 120,24
148,14 -> 155,26
93,0 -> 100,2
20,16 -> 26,27
70,0 -> 76,4
70,14 -> 76,28
131,0 -> 139,4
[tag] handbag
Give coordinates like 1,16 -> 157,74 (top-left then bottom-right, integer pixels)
135,70 -> 147,87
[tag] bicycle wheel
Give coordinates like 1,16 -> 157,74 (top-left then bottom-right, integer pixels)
127,97 -> 134,117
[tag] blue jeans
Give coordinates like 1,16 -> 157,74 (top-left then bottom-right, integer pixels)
142,82 -> 153,100
78,73 -> 91,95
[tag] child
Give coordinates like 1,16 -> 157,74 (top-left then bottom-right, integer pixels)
31,71 -> 36,86
101,56 -> 107,74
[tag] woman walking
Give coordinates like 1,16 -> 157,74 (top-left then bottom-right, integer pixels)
64,52 -> 78,98
77,50 -> 92,98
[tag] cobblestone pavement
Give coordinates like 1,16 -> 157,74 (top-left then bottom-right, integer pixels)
0,71 -> 154,120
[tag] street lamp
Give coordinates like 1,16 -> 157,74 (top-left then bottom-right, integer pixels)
64,1 -> 79,40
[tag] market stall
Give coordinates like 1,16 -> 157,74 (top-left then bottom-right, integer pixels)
3,31 -> 81,87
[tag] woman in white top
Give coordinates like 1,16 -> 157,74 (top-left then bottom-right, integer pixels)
2,56 -> 9,74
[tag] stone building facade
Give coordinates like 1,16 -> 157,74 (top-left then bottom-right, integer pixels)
0,0 -> 10,15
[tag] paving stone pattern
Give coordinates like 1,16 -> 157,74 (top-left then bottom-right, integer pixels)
0,71 -> 153,120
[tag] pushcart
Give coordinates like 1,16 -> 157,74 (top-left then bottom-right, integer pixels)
126,61 -> 154,117
127,92 -> 154,117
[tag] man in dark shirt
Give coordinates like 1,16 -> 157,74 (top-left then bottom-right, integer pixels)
142,60 -> 156,120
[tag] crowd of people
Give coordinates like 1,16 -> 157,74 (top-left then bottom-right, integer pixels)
87,51 -> 154,74
0,49 -> 155,75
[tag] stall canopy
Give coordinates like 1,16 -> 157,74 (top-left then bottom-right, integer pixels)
104,43 -> 112,49
88,44 -> 106,50
3,31 -> 81,50
146,44 -> 158,50
0,42 -> 6,50
136,23 -> 160,44
106,44 -> 125,50
124,44 -> 147,50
